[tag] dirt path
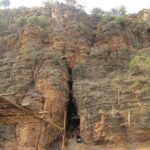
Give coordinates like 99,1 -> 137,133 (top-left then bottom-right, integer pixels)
65,139 -> 150,150
66,139 -> 122,150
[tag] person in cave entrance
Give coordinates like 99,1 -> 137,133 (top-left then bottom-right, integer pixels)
66,98 -> 82,143
70,113 -> 82,143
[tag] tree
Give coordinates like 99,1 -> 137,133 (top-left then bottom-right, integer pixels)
91,8 -> 104,17
27,16 -> 48,28
119,5 -> 127,16
115,16 -> 126,25
65,0 -> 76,6
101,11 -> 114,22
91,8 -> 105,24
0,0 -> 10,9
111,8 -> 119,17
16,16 -> 27,28
111,5 -> 127,17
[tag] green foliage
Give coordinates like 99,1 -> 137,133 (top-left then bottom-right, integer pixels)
23,49 -> 43,64
111,5 -> 127,25
111,5 -> 127,17
91,8 -> 105,23
119,5 -> 127,16
27,16 -> 48,28
90,5 -> 127,23
112,75 -> 122,89
113,75 -> 121,84
129,56 -> 141,72
0,19 -> 8,30
91,9 -> 112,22
45,26 -> 54,33
73,63 -> 87,79
122,43 -> 128,50
52,54 -> 62,65
115,16 -> 126,25
16,15 -> 47,29
91,8 -> 104,17
129,55 -> 150,73
111,8 -> 118,17
0,0 -> 10,8
101,12 -> 114,22
16,16 -> 27,28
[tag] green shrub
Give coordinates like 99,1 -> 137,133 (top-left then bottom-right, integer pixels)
45,26 -> 54,33
129,55 -> 150,73
0,19 -> 8,30
122,43 -> 128,50
23,49 -> 43,65
27,16 -> 48,28
91,8 -> 104,17
145,56 -> 150,64
101,14 -> 114,22
111,74 -> 122,89
52,54 -> 62,65
73,63 -> 87,79
113,75 -> 121,84
111,5 -> 127,17
129,56 -> 141,72
115,16 -> 126,25
16,16 -> 27,28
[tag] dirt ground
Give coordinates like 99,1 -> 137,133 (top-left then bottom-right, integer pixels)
65,139 -> 150,150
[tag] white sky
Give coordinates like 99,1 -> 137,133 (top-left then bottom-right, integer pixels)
10,0 -> 150,13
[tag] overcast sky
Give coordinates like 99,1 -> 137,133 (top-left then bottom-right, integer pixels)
10,0 -> 150,13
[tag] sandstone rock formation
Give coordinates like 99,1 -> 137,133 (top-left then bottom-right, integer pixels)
0,3 -> 149,150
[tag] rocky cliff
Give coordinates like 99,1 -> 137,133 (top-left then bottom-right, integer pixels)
0,3 -> 149,150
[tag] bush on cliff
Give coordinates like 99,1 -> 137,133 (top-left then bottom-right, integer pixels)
52,53 -> 62,65
73,63 -> 87,79
0,19 -> 8,30
16,16 -> 27,28
27,16 -> 48,28
111,5 -> 127,17
129,55 -> 150,73
115,16 -> 126,25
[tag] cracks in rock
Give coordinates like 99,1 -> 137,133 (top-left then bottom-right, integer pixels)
31,58 -> 43,85
67,66 -> 73,103
66,64 -> 80,132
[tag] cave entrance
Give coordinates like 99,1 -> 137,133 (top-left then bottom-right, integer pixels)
66,97 -> 80,132
66,67 -> 80,140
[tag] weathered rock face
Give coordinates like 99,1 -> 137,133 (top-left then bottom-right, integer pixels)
73,18 -> 150,148
0,6 -> 150,150
0,25 -> 68,149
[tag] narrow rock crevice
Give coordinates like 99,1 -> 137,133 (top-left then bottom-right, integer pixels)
66,66 -> 80,133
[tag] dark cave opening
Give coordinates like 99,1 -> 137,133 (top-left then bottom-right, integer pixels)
66,67 -> 80,139
66,96 -> 79,131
